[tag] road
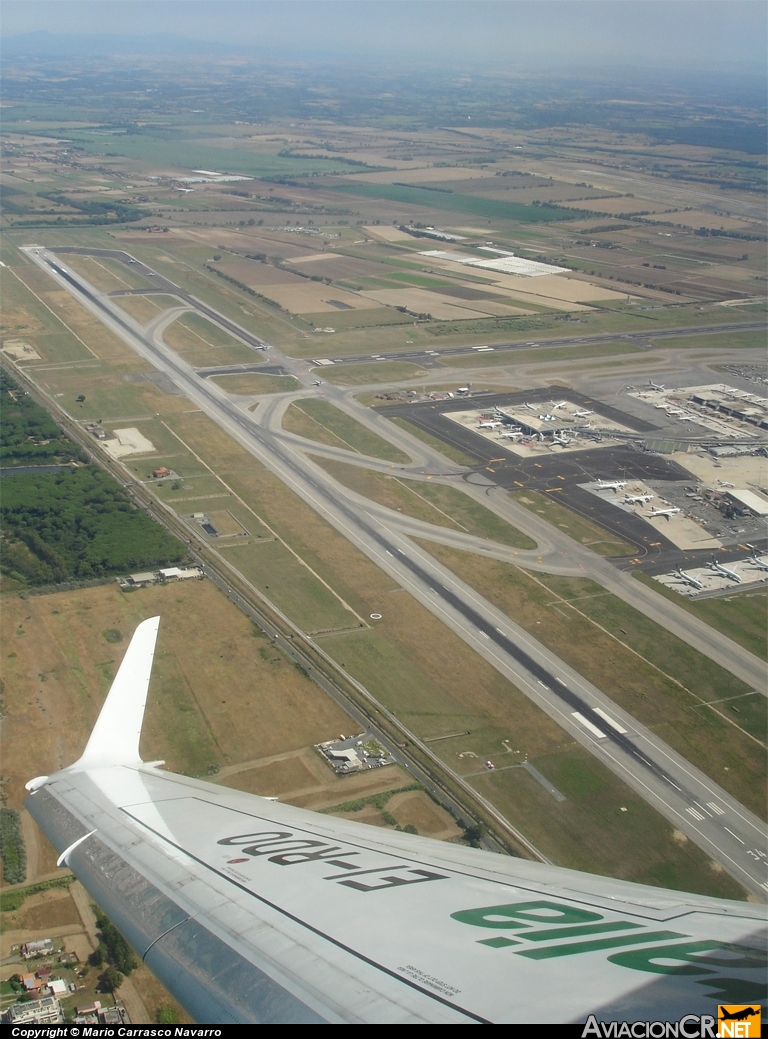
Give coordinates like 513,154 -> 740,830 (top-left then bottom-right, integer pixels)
21,245 -> 768,898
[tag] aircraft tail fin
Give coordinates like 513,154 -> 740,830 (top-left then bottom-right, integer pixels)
72,616 -> 160,770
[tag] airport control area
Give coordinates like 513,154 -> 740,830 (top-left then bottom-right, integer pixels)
0,37 -> 766,1025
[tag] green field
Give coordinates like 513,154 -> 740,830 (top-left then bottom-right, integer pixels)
282,399 -> 411,463
416,543 -> 767,819
512,490 -> 637,556
471,750 -> 745,897
334,183 -> 582,223
321,361 -> 431,385
634,572 -> 768,661
447,341 -> 641,367
314,457 -> 536,548
387,416 -> 481,466
211,373 -> 300,394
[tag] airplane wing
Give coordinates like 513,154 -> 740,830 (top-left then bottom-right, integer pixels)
25,619 -> 767,1024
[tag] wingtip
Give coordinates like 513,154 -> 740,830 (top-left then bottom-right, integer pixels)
71,616 -> 161,771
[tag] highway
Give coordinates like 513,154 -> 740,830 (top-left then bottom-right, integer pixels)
21,245 -> 768,899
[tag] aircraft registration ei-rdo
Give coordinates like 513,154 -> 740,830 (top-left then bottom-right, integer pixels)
25,618 -> 766,1024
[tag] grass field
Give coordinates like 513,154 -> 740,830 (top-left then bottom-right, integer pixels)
320,361 -> 431,385
447,341 -> 641,368
470,749 -> 745,897
220,540 -> 360,633
282,399 -> 411,463
162,315 -> 256,366
313,457 -> 536,548
334,182 -> 580,223
114,293 -> 178,324
634,572 -> 768,661
0,580 -> 355,804
32,359 -> 191,423
654,330 -> 767,351
210,373 -> 300,394
511,490 -> 637,556
177,311 -> 248,348
385,416 -> 481,466
415,543 -> 766,819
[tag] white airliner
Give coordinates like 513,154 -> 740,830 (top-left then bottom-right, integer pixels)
674,567 -> 703,590
478,420 -> 502,429
24,619 -> 767,1024
498,430 -> 524,440
597,480 -> 627,491
749,552 -> 768,573
551,435 -> 570,447
551,401 -> 568,409
709,558 -> 742,583
648,379 -> 665,391
573,409 -> 593,418
623,494 -> 654,505
648,507 -> 682,519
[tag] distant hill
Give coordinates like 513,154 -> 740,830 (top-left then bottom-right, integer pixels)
1,31 -> 246,57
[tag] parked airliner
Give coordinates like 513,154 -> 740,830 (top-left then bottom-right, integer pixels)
674,568 -> 703,590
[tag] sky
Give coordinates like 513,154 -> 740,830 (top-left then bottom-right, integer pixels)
2,0 -> 766,73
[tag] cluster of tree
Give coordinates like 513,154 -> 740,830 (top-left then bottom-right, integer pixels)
203,264 -> 291,314
0,370 -> 83,467
0,466 -> 186,586
0,876 -> 75,914
36,191 -> 143,224
89,907 -> 138,994
0,808 -> 26,885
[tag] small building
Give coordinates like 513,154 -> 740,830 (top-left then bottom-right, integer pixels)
48,979 -> 68,996
152,466 -> 171,479
158,566 -> 201,581
328,748 -> 363,769
22,939 -> 53,959
127,572 -> 157,586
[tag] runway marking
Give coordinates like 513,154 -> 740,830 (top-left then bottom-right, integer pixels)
662,776 -> 681,791
723,826 -> 745,845
593,708 -> 628,734
480,630 -> 490,639
571,712 -> 607,739
538,681 -> 549,690
707,802 -> 725,815
686,807 -> 706,821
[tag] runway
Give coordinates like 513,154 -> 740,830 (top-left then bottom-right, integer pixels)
22,245 -> 768,898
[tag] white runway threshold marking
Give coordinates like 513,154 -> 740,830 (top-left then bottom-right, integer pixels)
593,708 -> 628,734
571,712 -> 607,739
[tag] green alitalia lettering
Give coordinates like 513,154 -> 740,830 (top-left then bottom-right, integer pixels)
609,940 -> 768,976
517,929 -> 686,960
451,899 -> 603,930
523,921 -> 641,942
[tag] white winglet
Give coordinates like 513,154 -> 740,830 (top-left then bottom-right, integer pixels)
72,616 -> 160,770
